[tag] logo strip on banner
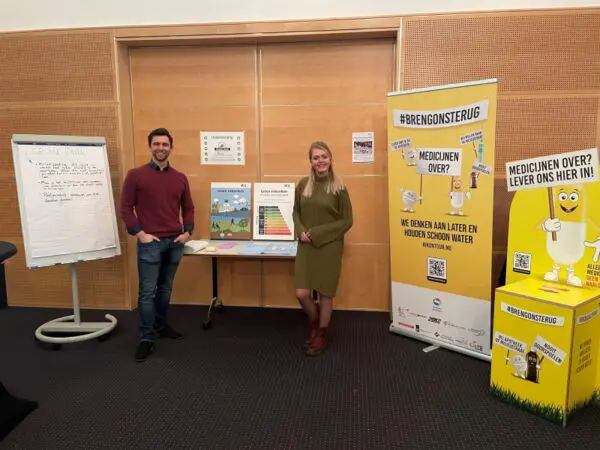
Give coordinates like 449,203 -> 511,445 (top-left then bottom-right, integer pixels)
386,79 -> 498,361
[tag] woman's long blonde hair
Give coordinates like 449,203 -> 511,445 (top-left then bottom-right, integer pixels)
302,141 -> 345,197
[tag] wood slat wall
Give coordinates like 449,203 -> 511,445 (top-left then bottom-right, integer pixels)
400,10 -> 600,287
0,8 -> 598,311
127,39 -> 394,310
0,31 -> 129,310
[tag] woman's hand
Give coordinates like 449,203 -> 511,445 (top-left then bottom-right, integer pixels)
300,231 -> 312,243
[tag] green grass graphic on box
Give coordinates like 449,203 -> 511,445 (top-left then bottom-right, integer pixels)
490,383 -> 564,425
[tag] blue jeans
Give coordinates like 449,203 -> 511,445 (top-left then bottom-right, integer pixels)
137,236 -> 185,341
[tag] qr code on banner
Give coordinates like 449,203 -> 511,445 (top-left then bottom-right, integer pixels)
513,252 -> 532,274
427,257 -> 447,284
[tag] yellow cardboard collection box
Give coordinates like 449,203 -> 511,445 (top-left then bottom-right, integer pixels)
495,149 -> 600,425
491,278 -> 600,426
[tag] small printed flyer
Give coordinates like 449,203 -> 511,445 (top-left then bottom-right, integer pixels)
352,131 -> 374,163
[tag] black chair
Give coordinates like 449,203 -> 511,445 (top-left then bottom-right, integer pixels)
0,382 -> 38,442
0,241 -> 17,309
0,242 -> 38,441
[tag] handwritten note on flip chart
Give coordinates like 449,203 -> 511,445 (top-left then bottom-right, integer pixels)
19,144 -> 117,258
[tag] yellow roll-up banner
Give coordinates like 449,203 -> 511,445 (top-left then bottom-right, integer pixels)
386,79 -> 498,360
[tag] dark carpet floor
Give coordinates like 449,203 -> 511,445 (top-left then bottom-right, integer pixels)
0,304 -> 599,449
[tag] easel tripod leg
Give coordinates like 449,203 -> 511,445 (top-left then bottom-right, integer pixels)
35,263 -> 117,348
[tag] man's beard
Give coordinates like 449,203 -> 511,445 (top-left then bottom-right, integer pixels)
153,151 -> 169,162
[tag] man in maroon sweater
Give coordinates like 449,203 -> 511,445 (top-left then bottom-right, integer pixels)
120,128 -> 195,362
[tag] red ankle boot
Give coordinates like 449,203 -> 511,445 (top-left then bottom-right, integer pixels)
306,327 -> 326,356
304,319 -> 319,348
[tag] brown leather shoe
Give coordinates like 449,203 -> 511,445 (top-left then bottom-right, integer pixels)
304,319 -> 319,348
306,327 -> 326,356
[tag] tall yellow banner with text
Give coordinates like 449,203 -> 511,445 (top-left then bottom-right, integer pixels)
387,79 -> 498,360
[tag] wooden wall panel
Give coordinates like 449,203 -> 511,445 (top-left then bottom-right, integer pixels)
401,11 -> 600,293
0,106 -> 126,241
129,45 -> 261,307
261,104 -> 387,176
261,259 -> 296,308
343,176 -> 389,244
0,28 -> 127,309
0,31 -> 116,102
4,241 -> 128,309
495,97 -> 598,168
262,245 -> 390,310
128,38 -> 394,311
129,46 -> 258,178
2,8 -> 598,313
0,105 -> 122,172
401,12 -> 600,92
335,245 -> 390,311
0,173 -> 22,240
173,254 -> 263,307
171,255 -> 212,305
131,107 -> 258,177
129,46 -> 256,107
260,39 -> 395,311
261,40 -> 394,104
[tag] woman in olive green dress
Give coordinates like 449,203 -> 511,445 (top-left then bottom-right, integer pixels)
293,141 -> 353,356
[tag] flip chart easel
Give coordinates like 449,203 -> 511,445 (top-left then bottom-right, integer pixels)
11,134 -> 120,347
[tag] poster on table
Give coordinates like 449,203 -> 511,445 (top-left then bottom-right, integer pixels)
210,182 -> 252,239
200,131 -> 245,165
386,79 -> 498,359
252,182 -> 295,241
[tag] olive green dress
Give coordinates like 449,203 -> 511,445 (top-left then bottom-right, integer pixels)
293,175 -> 354,297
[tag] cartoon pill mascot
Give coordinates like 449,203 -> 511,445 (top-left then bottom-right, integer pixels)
449,179 -> 471,216
505,354 -> 528,379
403,149 -> 417,167
398,187 -> 422,213
541,184 -> 588,287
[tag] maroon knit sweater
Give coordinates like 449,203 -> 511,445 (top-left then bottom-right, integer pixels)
120,161 -> 195,237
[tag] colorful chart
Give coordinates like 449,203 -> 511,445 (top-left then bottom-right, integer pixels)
258,206 -> 292,236
253,182 -> 295,241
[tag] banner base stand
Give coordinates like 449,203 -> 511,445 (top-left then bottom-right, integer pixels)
423,345 -> 440,353
389,323 -> 491,362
